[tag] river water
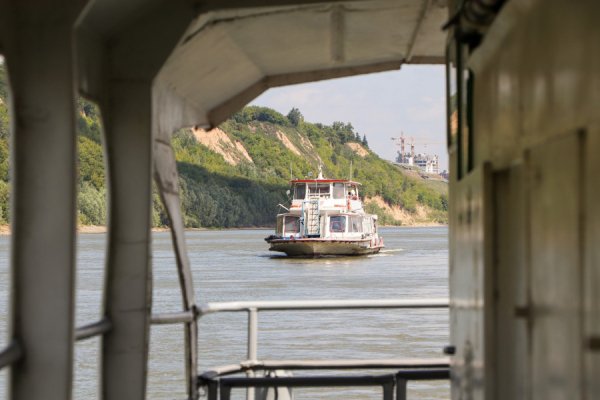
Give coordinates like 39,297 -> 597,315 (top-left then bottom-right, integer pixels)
0,226 -> 449,399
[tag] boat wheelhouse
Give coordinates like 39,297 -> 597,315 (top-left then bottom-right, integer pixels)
265,171 -> 383,256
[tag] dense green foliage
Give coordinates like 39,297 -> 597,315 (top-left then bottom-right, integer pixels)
172,107 -> 448,226
0,63 -> 447,227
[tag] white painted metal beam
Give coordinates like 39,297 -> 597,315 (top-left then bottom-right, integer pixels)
153,139 -> 199,398
194,0 -> 366,14
3,2 -> 80,399
101,80 -> 154,400
76,3 -> 198,399
207,60 -> 403,128
199,298 -> 449,315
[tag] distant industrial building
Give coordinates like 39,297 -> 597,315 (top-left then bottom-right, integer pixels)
391,134 -> 441,175
396,151 -> 440,175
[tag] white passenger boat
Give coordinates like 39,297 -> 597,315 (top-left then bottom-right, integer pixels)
265,168 -> 384,257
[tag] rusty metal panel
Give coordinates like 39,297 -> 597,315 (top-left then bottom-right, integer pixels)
493,165 -> 529,399
584,125 -> 600,398
449,164 -> 493,400
529,132 -> 583,400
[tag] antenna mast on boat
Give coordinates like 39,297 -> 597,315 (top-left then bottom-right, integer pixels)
349,160 -> 353,180
290,162 -> 293,180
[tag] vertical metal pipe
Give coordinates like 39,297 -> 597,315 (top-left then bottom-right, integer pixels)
207,381 -> 218,400
396,378 -> 407,400
248,308 -> 259,361
247,308 -> 258,400
5,4 -> 78,399
221,385 -> 232,400
382,382 -> 394,400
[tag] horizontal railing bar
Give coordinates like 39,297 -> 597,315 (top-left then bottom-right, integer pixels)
152,299 -> 448,325
75,318 -> 112,341
243,357 -> 450,370
151,310 -> 195,324
396,369 -> 450,380
0,341 -> 23,370
200,364 -> 245,380
199,359 -> 450,380
198,298 -> 448,316
219,374 -> 396,388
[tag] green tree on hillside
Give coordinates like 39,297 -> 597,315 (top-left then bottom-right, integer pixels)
286,107 -> 303,126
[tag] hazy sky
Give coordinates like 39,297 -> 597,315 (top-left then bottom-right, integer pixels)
251,65 -> 448,170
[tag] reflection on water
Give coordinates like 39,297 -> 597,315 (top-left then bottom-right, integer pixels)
0,226 -> 449,399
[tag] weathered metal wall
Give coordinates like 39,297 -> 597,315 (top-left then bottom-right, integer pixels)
451,0 -> 600,398
449,164 -> 493,400
492,165 -> 528,400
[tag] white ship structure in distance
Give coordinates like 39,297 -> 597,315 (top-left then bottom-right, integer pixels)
265,168 -> 384,257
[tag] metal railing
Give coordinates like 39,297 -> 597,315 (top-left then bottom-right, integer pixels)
0,317 -> 113,372
198,359 -> 450,400
0,341 -> 23,370
2,298 -> 449,400
75,317 -> 112,341
176,298 -> 450,400
204,368 -> 451,400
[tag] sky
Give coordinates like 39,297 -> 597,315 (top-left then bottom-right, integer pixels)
251,65 -> 448,170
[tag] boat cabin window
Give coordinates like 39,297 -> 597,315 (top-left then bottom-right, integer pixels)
349,215 -> 362,233
332,183 -> 345,199
293,184 -> 306,200
347,184 -> 358,198
308,183 -> 330,198
276,215 -> 284,235
363,217 -> 373,234
329,215 -> 346,233
284,216 -> 300,234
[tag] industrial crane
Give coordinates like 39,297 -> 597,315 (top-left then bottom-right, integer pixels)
390,134 -> 444,164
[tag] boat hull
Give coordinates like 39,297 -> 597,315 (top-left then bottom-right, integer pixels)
266,238 -> 383,257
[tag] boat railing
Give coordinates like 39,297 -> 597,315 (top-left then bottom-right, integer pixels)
307,192 -> 330,199
152,298 -> 449,400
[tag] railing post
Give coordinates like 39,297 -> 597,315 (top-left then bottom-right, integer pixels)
207,381 -> 218,400
383,381 -> 394,400
396,378 -> 407,400
221,383 -> 232,400
247,308 -> 258,400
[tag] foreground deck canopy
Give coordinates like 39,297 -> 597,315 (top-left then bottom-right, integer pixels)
77,0 -> 448,133
154,0 -> 447,130
0,1 -> 448,399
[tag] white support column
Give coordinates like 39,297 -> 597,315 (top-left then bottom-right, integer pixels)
101,81 -> 153,400
4,5 -> 78,400
154,138 -> 199,399
75,3 -> 194,398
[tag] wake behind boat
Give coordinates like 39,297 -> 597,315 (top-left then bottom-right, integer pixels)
265,168 -> 383,257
